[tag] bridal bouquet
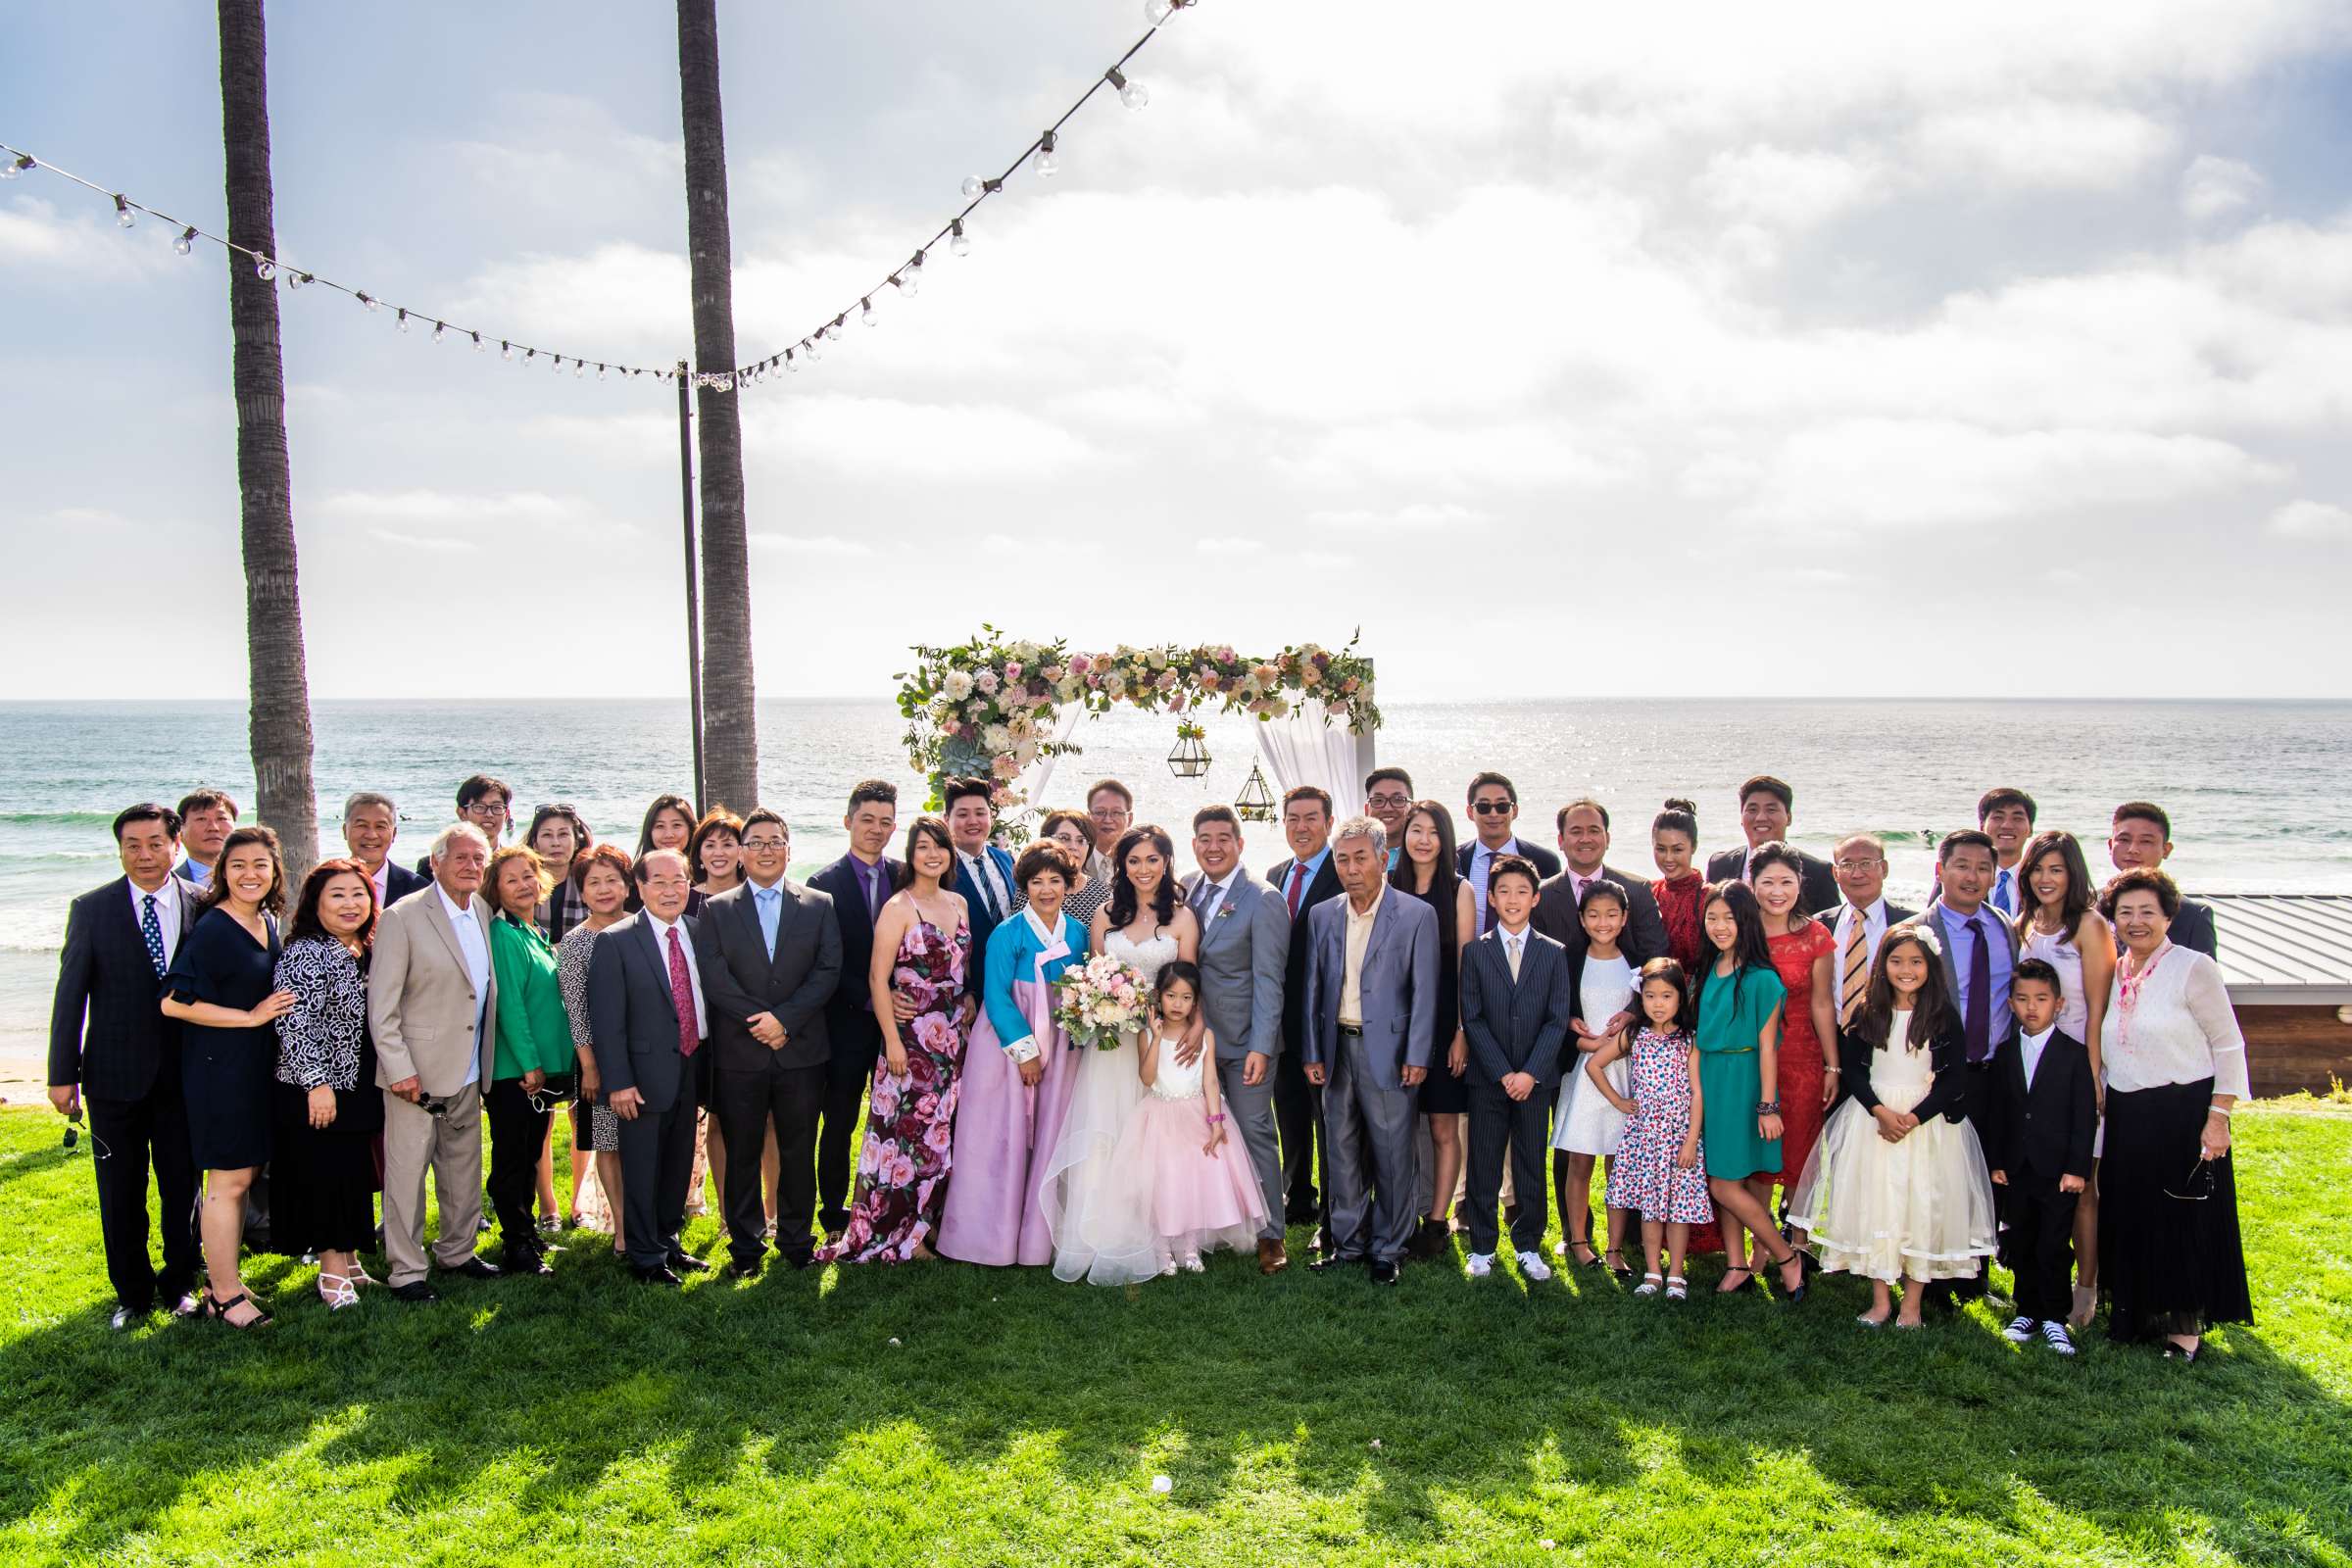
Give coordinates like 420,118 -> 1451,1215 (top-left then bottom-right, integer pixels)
1054,954 -> 1151,1051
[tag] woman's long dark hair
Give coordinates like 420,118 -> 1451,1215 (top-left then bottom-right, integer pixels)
196,824 -> 288,918
2012,828 -> 2092,948
635,793 -> 698,860
901,815 -> 956,892
1107,823 -> 1179,930
288,857 -> 378,950
1697,880 -> 1774,1010
1858,922 -> 1958,1053
1388,801 -> 1461,900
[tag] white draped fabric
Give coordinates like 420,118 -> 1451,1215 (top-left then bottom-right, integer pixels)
1252,699 -> 1373,808
1012,705 -> 1088,820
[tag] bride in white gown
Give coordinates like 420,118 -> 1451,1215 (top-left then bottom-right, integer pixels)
1039,824 -> 1199,1285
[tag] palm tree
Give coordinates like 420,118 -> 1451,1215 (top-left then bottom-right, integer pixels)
676,0 -> 759,812
217,0 -> 320,885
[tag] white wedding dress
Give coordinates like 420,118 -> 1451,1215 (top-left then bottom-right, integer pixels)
1041,926 -> 1174,1285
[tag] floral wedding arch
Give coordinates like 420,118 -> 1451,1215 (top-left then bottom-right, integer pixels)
895,626 -> 1382,818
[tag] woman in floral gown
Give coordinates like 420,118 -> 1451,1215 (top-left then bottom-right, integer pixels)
820,815 -> 974,1265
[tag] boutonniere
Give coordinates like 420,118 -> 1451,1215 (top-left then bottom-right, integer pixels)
1214,902 -> 1237,920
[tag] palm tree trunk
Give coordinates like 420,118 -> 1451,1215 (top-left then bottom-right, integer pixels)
677,0 -> 759,814
218,0 -> 319,887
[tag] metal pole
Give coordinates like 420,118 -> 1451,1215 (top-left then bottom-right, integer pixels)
676,358 -> 708,814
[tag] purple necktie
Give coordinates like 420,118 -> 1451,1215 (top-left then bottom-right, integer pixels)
864,859 -> 886,921
666,926 -> 699,1057
1964,915 -> 1991,1063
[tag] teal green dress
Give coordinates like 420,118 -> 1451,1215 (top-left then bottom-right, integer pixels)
1695,962 -> 1787,1181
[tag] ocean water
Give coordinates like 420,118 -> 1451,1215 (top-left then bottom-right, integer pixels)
7,698 -> 2349,1051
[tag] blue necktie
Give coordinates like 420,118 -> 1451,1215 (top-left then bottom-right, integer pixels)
140,892 -> 168,977
1991,867 -> 2014,914
755,887 -> 781,959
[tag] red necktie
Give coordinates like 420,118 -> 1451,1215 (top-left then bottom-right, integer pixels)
1287,862 -> 1306,917
666,925 -> 699,1056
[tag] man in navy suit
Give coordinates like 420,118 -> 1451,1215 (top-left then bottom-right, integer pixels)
588,849 -> 714,1285
1458,772 -> 1562,933
172,788 -> 238,891
1457,856 -> 1573,1280
1532,798 -> 1667,968
2107,802 -> 2217,958
1267,785 -> 1343,1228
340,791 -> 428,910
48,803 -> 204,1329
1704,775 -> 1838,915
807,779 -> 904,1235
944,776 -> 1019,992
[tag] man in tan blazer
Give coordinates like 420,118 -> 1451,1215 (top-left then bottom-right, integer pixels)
369,821 -> 503,1300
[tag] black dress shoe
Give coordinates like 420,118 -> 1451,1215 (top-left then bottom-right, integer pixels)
502,1249 -> 554,1277
1368,1259 -> 1400,1286
726,1255 -> 764,1280
392,1281 -> 440,1303
778,1250 -> 816,1271
668,1250 -> 710,1274
633,1264 -> 683,1287
440,1256 -> 503,1281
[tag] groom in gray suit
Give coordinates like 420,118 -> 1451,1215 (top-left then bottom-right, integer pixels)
1302,816 -> 1438,1284
1181,806 -> 1292,1273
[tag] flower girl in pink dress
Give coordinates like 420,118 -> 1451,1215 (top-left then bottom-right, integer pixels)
1088,960 -> 1267,1279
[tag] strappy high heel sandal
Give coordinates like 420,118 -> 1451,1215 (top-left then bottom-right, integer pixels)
346,1260 -> 380,1290
200,1290 -> 272,1329
1775,1251 -> 1808,1304
317,1272 -> 361,1311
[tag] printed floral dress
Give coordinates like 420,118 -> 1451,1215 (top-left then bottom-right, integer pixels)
819,917 -> 971,1264
1604,1026 -> 1714,1225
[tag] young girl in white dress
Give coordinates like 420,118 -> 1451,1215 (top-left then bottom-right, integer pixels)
1788,923 -> 1997,1328
1083,962 -> 1268,1282
1554,882 -> 1638,1272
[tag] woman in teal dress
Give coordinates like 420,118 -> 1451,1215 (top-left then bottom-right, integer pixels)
1693,881 -> 1807,1300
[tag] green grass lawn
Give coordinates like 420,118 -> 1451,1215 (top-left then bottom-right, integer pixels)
1,1102 -> 2348,1567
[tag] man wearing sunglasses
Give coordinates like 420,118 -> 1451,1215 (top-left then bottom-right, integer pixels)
1457,773 -> 1561,935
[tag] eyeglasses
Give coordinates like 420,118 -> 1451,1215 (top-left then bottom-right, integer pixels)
1832,858 -> 1885,872
2164,1156 -> 2217,1202
741,837 -> 789,851
1471,801 -> 1514,815
525,1086 -> 564,1114
1089,808 -> 1131,822
1365,793 -> 1412,809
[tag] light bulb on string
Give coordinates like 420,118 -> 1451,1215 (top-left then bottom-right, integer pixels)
573,360 -> 584,378
254,255 -> 276,280
431,320 -> 447,344
785,348 -> 798,372
524,348 -> 536,367
172,226 -> 196,256
861,296 -> 877,326
1109,69 -> 1149,111
832,315 -> 850,341
961,174 -> 985,200
358,292 -> 378,312
113,195 -> 133,228
396,308 -> 411,333
284,269 -> 306,291
804,334 -> 821,362
597,363 -> 608,381
951,219 -> 970,257
501,341 -> 514,361
471,331 -> 484,353
1146,0 -> 1176,24
2,154 -> 31,179
1033,129 -> 1059,178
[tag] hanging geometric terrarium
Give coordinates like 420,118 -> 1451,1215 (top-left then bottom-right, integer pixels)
1166,720 -> 1212,779
1233,760 -> 1276,822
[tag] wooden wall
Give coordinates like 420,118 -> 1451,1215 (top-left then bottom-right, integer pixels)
2238,1004 -> 2352,1099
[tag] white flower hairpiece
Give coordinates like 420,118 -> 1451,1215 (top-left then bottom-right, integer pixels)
1895,920 -> 1942,958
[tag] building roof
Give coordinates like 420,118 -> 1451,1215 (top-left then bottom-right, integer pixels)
2209,894 -> 2352,1004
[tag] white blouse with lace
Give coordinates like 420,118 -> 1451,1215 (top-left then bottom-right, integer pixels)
2102,943 -> 2250,1098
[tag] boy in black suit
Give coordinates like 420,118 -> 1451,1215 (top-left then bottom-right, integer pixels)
1989,958 -> 2097,1355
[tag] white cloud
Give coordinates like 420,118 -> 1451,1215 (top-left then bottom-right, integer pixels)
1308,502 -> 1493,529
0,195 -> 172,278
321,490 -> 571,522
1194,536 -> 1264,554
1911,101 -> 2174,189
750,533 -> 873,558
2180,155 -> 2268,223
2267,499 -> 2352,539
1698,145 -> 1884,228
1734,419 -> 2286,530
364,527 -> 479,555
739,394 -> 1100,480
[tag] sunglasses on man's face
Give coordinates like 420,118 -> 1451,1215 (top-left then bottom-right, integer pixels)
1471,801 -> 1514,815
416,1093 -> 454,1118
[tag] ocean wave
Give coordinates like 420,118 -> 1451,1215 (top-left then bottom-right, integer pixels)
0,809 -> 119,827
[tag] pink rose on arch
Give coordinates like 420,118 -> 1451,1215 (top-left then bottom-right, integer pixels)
976,669 -> 1001,695
1200,672 -> 1220,692
1003,661 -> 1023,681
1216,646 -> 1236,663
1069,654 -> 1093,675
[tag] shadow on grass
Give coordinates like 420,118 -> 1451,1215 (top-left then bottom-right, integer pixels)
0,1110 -> 2348,1564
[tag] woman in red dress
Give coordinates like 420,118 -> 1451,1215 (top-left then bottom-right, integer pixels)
1649,799 -> 1707,973
1749,843 -> 1838,1245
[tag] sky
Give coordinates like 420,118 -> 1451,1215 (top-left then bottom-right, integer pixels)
5,0 -> 2352,703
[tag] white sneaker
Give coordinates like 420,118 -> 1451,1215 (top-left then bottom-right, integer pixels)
1465,1252 -> 1494,1278
1516,1250 -> 1553,1282
2039,1320 -> 2077,1356
2003,1315 -> 2036,1343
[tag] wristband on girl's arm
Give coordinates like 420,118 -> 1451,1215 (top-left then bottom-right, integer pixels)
1206,1112 -> 1226,1124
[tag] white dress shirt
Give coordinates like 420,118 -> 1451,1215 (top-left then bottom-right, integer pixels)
1192,870 -> 1236,927
438,884 -> 492,1087
641,910 -> 710,1041
1831,896 -> 1893,967
127,874 -> 186,968
2018,1023 -> 2055,1089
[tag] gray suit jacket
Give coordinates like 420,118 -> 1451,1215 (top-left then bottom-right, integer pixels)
1458,925 -> 1573,1085
1914,896 -> 2022,1051
693,877 -> 843,1072
1301,885 -> 1439,1090
1182,866 -> 1289,1062
587,911 -> 709,1115
368,883 -> 498,1097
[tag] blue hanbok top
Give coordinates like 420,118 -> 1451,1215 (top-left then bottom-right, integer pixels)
982,908 -> 1092,1052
